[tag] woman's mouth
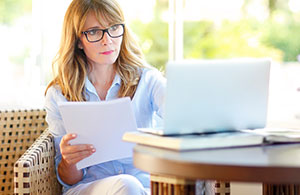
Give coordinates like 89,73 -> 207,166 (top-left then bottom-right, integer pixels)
100,50 -> 114,55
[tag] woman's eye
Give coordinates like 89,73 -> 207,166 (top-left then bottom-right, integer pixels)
88,29 -> 99,35
110,25 -> 118,31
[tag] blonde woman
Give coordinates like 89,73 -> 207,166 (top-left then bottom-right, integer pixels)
44,0 -> 165,194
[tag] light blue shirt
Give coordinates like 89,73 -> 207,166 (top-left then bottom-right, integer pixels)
44,67 -> 166,193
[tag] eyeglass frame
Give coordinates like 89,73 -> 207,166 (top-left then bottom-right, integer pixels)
81,23 -> 125,43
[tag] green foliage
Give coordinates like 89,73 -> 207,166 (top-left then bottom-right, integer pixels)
129,1 -> 300,70
129,0 -> 169,71
130,20 -> 168,71
261,14 -> 300,61
184,20 -> 283,61
0,0 -> 31,25
131,17 -> 293,71
130,12 -> 300,71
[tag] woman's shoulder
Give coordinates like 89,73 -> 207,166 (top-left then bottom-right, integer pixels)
45,85 -> 67,102
137,66 -> 166,92
46,85 -> 60,97
140,66 -> 165,82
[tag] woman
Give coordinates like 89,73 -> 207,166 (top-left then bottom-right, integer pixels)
44,0 -> 166,194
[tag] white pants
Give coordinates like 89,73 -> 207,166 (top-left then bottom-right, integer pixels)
65,174 -> 150,195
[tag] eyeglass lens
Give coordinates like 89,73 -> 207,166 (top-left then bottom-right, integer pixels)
86,24 -> 124,42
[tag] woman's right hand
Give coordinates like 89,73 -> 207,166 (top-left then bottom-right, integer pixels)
58,133 -> 95,185
60,133 -> 96,166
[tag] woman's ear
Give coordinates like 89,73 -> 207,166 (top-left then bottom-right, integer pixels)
78,40 -> 83,49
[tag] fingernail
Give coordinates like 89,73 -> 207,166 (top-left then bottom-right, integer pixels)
72,134 -> 76,137
90,145 -> 94,149
92,149 -> 96,152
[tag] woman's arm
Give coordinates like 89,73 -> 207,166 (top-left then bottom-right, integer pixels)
45,86 -> 95,185
58,133 -> 95,185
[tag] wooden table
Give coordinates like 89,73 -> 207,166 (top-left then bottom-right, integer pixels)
133,143 -> 300,195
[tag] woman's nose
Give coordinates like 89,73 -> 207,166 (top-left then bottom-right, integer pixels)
101,32 -> 112,45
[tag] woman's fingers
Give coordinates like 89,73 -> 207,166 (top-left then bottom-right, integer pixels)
64,150 -> 95,165
60,133 -> 77,147
62,144 -> 94,155
60,133 -> 96,166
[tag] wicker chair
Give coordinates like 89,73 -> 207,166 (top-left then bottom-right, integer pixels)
14,128 -> 62,195
0,109 -> 52,194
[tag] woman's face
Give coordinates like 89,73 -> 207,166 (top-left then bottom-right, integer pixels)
79,11 -> 123,68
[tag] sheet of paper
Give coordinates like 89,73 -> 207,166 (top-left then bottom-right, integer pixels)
58,97 -> 136,170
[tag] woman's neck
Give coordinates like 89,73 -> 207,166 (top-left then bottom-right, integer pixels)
88,64 -> 116,100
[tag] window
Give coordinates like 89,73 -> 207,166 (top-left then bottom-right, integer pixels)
0,0 -> 71,109
180,0 -> 300,124
1,0 -> 300,124
119,0 -> 169,71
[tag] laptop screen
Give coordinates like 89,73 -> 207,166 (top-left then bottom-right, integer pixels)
164,58 -> 271,135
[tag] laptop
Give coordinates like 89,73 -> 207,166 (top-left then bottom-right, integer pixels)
140,58 -> 271,135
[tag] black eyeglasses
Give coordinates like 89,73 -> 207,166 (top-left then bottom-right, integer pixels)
82,24 -> 125,43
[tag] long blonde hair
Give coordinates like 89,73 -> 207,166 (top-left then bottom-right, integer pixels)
45,0 -> 146,101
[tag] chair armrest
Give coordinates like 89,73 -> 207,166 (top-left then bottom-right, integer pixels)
0,109 -> 48,194
14,128 -> 62,195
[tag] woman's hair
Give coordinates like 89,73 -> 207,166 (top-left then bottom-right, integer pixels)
45,0 -> 146,101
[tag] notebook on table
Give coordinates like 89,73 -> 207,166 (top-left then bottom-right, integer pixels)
139,58 -> 271,135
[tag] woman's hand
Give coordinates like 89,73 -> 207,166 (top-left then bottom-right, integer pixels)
58,133 -> 95,185
60,133 -> 95,166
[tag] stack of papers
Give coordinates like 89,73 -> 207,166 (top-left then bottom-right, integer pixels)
58,97 -> 136,170
242,128 -> 300,143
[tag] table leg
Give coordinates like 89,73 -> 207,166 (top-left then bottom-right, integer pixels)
150,174 -> 196,195
263,184 -> 300,195
150,175 -> 230,195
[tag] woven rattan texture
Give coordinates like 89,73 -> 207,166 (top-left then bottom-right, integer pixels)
214,181 -> 230,195
14,128 -> 62,195
0,109 -> 47,195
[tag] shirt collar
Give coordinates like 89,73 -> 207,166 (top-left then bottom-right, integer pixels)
85,73 -> 121,94
111,73 -> 121,86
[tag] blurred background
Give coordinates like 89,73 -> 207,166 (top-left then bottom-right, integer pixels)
0,0 -> 300,127
1,1 -> 299,194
